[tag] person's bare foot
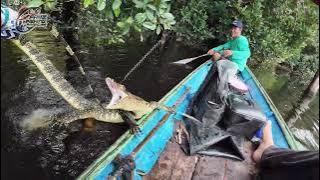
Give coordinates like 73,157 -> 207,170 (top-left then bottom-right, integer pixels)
253,121 -> 274,163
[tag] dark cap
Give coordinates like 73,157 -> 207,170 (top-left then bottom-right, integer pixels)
231,20 -> 243,28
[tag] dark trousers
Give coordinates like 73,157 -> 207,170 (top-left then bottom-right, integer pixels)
259,146 -> 319,180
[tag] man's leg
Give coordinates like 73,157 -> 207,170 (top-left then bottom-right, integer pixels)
216,60 -> 239,99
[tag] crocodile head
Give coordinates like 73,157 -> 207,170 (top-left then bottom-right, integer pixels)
105,77 -> 156,119
105,77 -> 128,108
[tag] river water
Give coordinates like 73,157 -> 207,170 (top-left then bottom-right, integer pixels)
1,31 -> 318,179
253,68 -> 319,150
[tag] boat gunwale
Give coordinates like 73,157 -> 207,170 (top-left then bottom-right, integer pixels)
244,67 -> 301,150
78,61 -> 212,179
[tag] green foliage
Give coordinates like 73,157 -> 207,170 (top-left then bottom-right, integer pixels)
97,0 -> 106,11
112,0 -> 122,16
29,0 -> 318,67
288,36 -> 319,86
81,0 -> 176,43
84,0 -> 94,8
76,8 -> 125,45
174,0 -> 214,45
27,0 -> 57,11
132,0 -> 176,34
173,0 -> 319,68
239,0 -> 318,66
27,0 -> 44,7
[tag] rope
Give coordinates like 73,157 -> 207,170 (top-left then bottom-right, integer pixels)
121,40 -> 162,83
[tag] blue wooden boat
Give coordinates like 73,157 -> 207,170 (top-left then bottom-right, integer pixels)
78,60 -> 302,180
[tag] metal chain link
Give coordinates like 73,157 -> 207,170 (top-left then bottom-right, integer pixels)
121,40 -> 162,83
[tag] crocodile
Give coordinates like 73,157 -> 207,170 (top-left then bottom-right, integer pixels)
13,38 -> 198,131
12,39 -> 139,130
21,75 -> 197,131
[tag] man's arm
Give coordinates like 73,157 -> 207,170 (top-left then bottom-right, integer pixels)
207,41 -> 231,60
212,41 -> 231,54
229,37 -> 250,60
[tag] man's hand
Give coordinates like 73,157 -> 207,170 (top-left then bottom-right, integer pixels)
207,49 -> 215,55
213,52 -> 221,61
223,50 -> 233,57
208,49 -> 221,61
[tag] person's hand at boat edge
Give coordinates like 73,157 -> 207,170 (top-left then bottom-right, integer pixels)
207,49 -> 215,55
207,49 -> 222,61
223,50 -> 233,57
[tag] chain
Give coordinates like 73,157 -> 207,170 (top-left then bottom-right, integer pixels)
121,40 -> 162,83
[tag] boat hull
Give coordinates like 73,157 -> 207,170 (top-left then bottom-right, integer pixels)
78,61 -> 300,180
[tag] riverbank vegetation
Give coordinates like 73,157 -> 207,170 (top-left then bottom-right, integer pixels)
12,0 -> 320,79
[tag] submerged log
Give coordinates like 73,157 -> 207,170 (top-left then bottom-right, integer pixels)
287,70 -> 319,128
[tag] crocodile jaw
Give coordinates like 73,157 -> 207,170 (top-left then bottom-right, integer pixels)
105,77 -> 128,109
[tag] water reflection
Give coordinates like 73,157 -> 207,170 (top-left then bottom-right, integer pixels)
253,68 -> 319,150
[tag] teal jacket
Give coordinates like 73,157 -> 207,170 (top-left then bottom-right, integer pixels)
212,35 -> 251,71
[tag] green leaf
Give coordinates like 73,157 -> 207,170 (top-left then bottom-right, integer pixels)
122,26 -> 130,35
169,19 -> 176,25
118,38 -> 125,43
27,0 -> 44,8
112,0 -> 122,10
147,4 -> 156,11
143,21 -> 156,30
162,13 -> 174,21
44,1 -> 57,10
105,8 -> 114,19
159,8 -> 165,14
126,17 -> 134,24
135,13 -> 147,24
97,0 -> 107,11
163,23 -> 170,30
159,3 -> 168,10
84,0 -> 94,8
133,0 -> 145,8
146,10 -> 154,21
134,25 -> 142,32
113,8 -> 121,17
117,22 -> 125,28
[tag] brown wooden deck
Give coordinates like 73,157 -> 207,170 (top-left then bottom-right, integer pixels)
144,134 -> 258,180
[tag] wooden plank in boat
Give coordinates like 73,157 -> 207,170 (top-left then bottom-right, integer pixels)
144,140 -> 198,180
145,139 -> 258,180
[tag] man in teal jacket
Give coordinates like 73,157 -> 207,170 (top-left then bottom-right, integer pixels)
207,20 -> 251,72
